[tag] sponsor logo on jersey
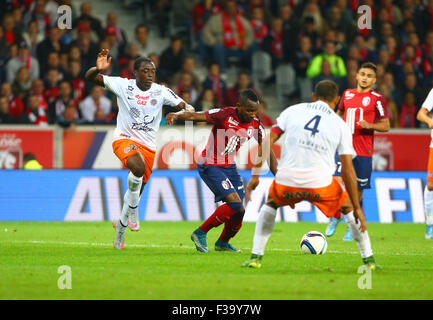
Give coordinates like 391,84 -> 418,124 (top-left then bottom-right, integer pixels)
151,99 -> 157,106
221,181 -> 230,190
150,89 -> 161,97
129,107 -> 141,118
345,91 -> 355,99
362,96 -> 371,106
228,117 -> 239,127
124,147 -> 131,153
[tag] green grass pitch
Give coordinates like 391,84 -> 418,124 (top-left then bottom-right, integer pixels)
0,221 -> 432,300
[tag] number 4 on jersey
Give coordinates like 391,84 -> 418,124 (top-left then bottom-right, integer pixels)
304,115 -> 321,137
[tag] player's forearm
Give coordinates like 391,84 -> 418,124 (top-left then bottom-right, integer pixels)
341,164 -> 361,210
175,111 -> 207,122
371,119 -> 390,132
417,108 -> 432,126
85,67 -> 102,83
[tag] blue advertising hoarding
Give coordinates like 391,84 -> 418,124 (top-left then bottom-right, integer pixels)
0,170 -> 427,223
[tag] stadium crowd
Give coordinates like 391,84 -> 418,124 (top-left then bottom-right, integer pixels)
1,0 -> 433,128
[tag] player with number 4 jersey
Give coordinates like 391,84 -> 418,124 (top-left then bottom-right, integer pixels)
326,62 -> 390,241
242,80 -> 380,270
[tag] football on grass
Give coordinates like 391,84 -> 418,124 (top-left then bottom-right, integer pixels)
300,231 -> 327,255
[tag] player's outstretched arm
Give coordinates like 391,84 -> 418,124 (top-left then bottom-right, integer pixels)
340,154 -> 367,232
417,107 -> 433,129
85,48 -> 112,87
165,111 -> 207,125
246,130 -> 280,202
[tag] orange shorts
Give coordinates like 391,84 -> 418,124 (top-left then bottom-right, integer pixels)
112,139 -> 156,183
427,147 -> 433,182
268,177 -> 348,218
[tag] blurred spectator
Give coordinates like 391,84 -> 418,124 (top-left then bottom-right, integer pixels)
202,62 -> 227,105
383,71 -> 399,104
73,2 -> 104,40
384,35 -> 399,64
105,12 -> 127,50
341,69 -> 358,90
118,43 -> 139,71
153,0 -> 171,38
224,71 -> 254,106
57,104 -> 86,128
6,41 -> 39,83
249,6 -> 268,48
263,17 -> 284,68
279,4 -> 299,61
120,58 -> 135,79
192,0 -> 222,60
133,24 -> 156,58
180,90 -> 192,105
293,36 -> 313,78
104,26 -> 123,62
202,0 -> 255,73
378,83 -> 399,128
399,72 -> 424,107
70,23 -> 98,72
175,72 -> 199,105
23,153 -> 43,169
312,59 -> 340,88
36,27 -> 64,73
23,0 -> 52,35
399,91 -> 418,128
381,0 -> 403,26
378,21 -> 394,46
68,60 -> 86,103
30,79 -> 48,111
45,51 -> 66,79
147,53 -> 164,83
52,80 -> 77,119
2,12 -> 24,46
301,2 -> 325,36
159,36 -> 185,83
26,94 -> 48,126
353,34 -> 377,63
197,88 -> 217,112
1,82 -> 25,117
0,95 -> 18,124
79,86 -> 112,123
22,20 -> 44,57
297,16 -> 321,54
257,98 -> 273,127
12,66 -> 32,100
171,56 -> 202,91
306,41 -> 347,78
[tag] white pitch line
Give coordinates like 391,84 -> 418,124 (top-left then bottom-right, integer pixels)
1,239 -> 432,256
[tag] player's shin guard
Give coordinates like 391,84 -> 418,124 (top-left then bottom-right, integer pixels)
120,172 -> 143,225
424,186 -> 433,225
252,204 -> 277,256
219,210 -> 244,242
345,211 -> 373,259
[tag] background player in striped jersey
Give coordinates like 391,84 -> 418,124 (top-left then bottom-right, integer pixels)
416,89 -> 433,239
326,62 -> 390,241
166,89 -> 278,253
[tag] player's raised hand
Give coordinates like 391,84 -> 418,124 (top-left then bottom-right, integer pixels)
166,113 -> 177,125
96,49 -> 112,72
245,175 -> 260,202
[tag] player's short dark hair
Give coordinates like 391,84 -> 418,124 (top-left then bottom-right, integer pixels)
134,56 -> 153,70
358,62 -> 377,74
314,80 -> 339,101
239,89 -> 259,104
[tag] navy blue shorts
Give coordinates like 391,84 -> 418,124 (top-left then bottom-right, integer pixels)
198,163 -> 245,202
334,154 -> 373,190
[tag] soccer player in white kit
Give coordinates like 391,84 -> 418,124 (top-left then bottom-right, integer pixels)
85,49 -> 194,249
242,80 -> 380,269
416,89 -> 433,239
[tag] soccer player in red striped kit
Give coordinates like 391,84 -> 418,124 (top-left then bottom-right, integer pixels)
166,89 -> 278,252
326,62 -> 390,240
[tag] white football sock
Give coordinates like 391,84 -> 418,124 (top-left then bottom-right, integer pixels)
345,211 -> 373,259
252,205 -> 277,256
424,186 -> 433,225
120,172 -> 143,225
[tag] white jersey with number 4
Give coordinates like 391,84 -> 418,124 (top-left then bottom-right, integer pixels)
274,100 -> 355,188
103,75 -> 183,151
421,88 -> 433,147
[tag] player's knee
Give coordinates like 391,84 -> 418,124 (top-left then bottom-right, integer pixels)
131,166 -> 145,178
427,182 -> 433,191
227,201 -> 243,212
